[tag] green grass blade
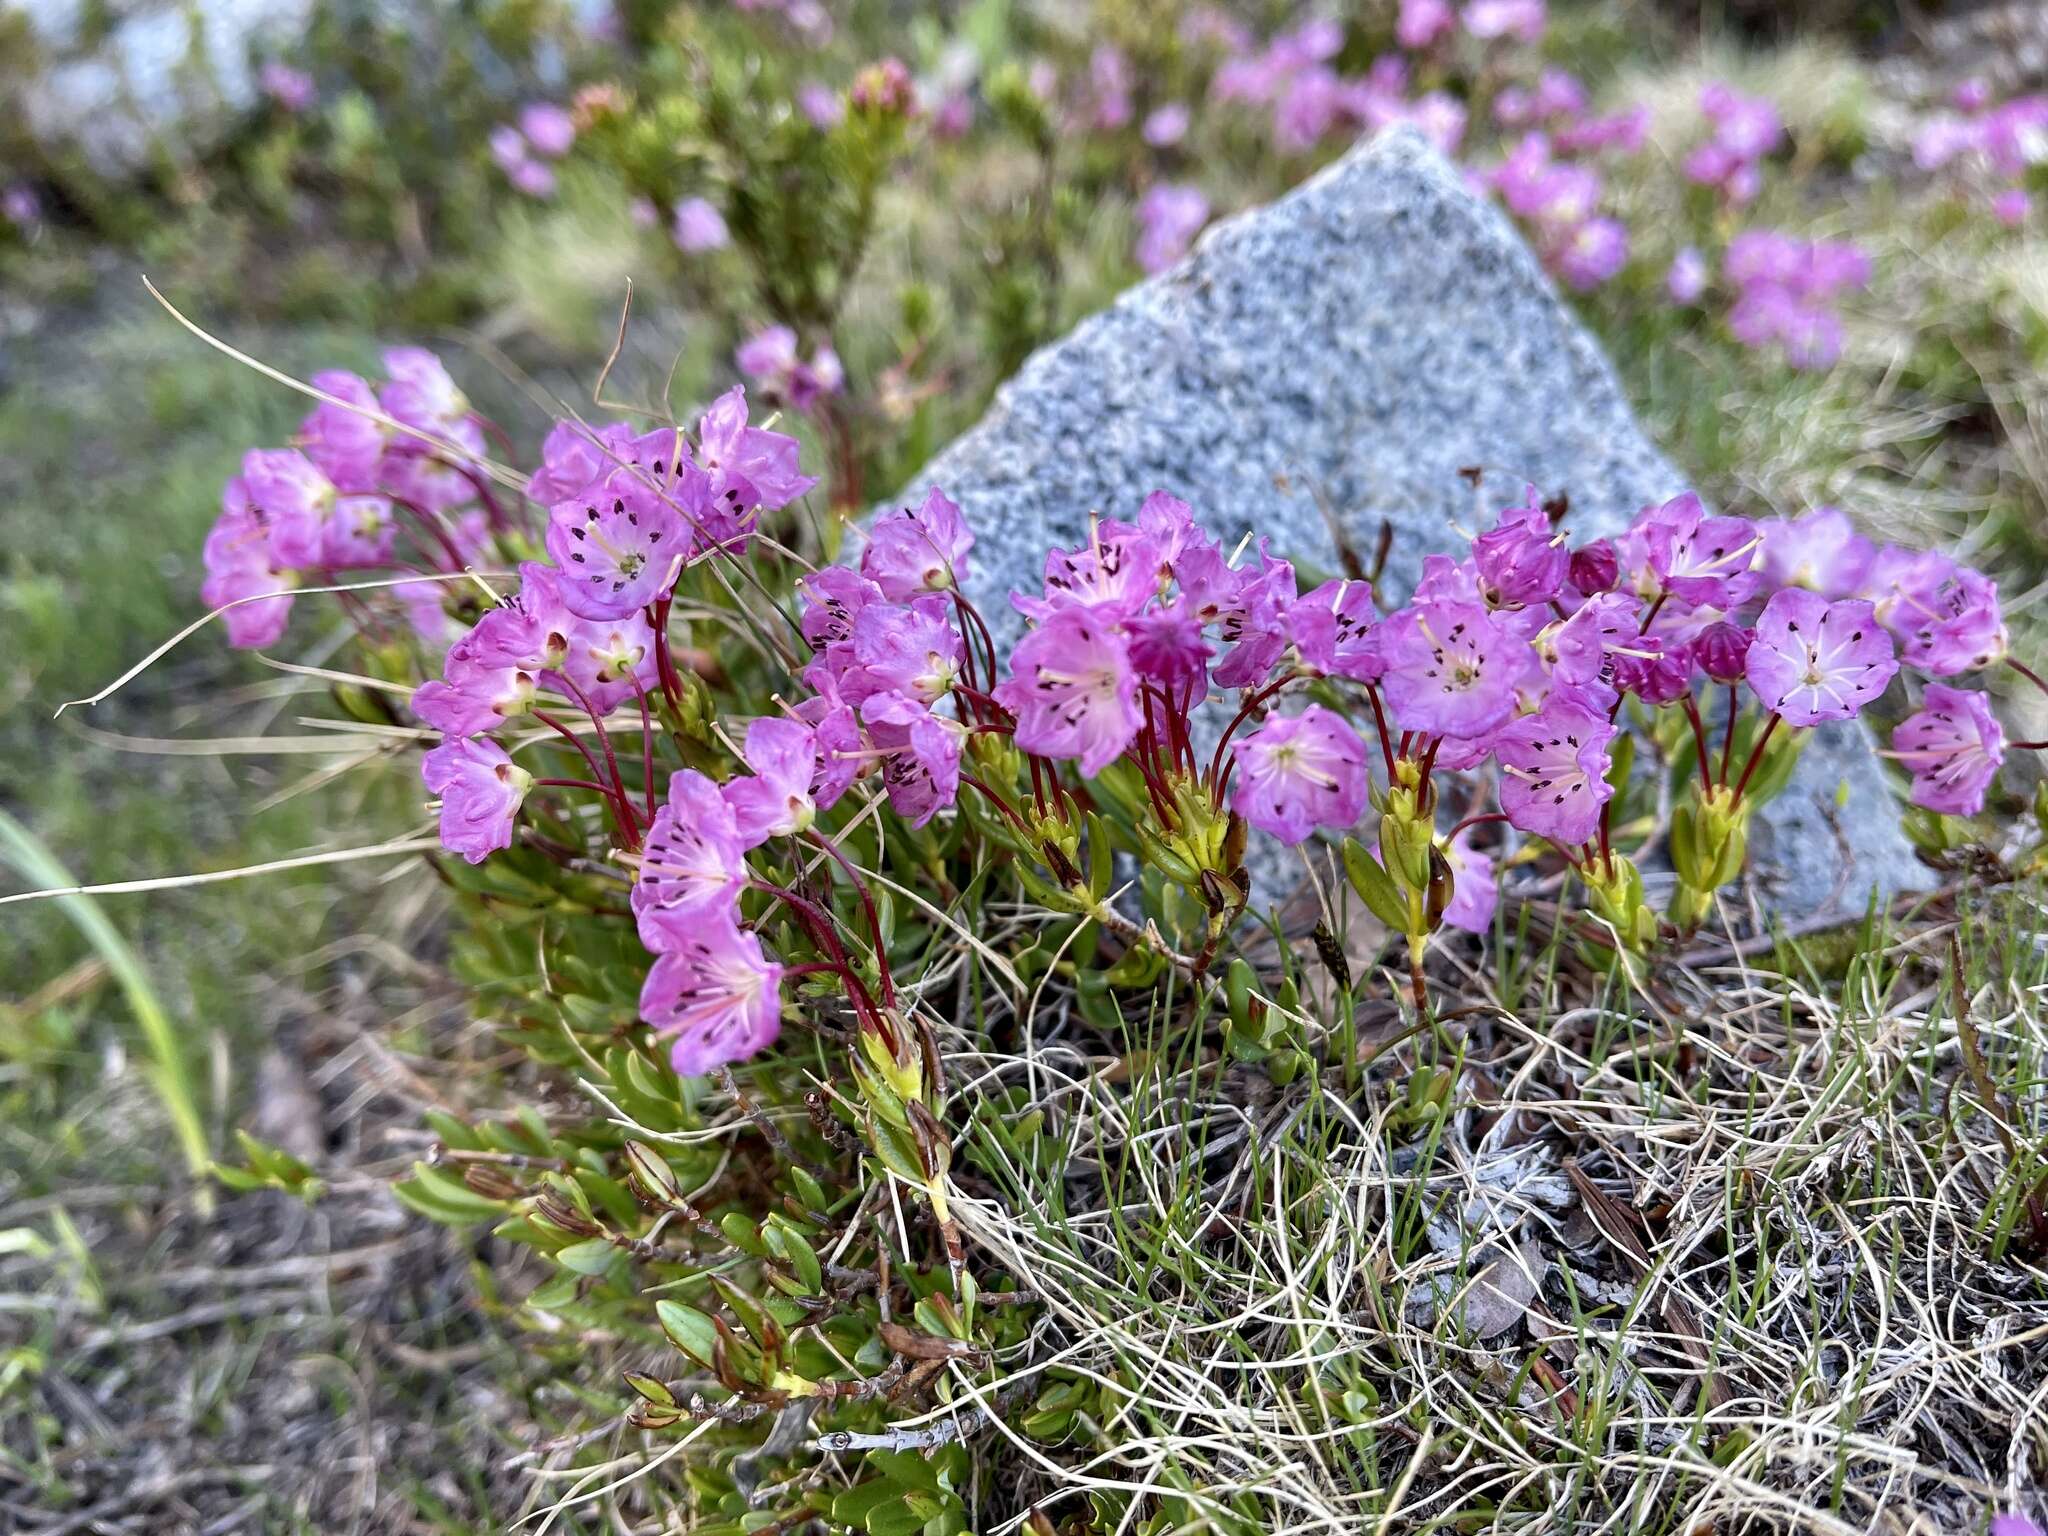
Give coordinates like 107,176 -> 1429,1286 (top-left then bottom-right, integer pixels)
0,808 -> 210,1177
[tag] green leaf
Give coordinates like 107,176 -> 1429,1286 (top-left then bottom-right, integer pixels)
0,810 -> 208,1179
656,1300 -> 720,1367
392,1162 -> 505,1225
556,1238 -> 620,1276
1341,838 -> 1409,932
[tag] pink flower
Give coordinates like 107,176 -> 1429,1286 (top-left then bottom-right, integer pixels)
414,647 -> 535,738
528,420 -> 626,505
544,469 -> 686,620
847,597 -> 964,707
260,61 -> 315,113
1632,492 -> 1761,609
799,697 -> 865,809
864,693 -> 962,827
695,386 -> 817,512
930,92 -> 973,138
1287,578 -> 1383,681
1463,0 -> 1546,44
672,197 -> 730,253
1895,567 -> 2007,676
240,448 -> 336,568
1135,183 -> 1210,273
850,57 -> 917,117
735,325 -> 841,412
1124,602 -> 1214,689
1090,45 -> 1133,129
1496,700 -> 1616,846
1538,590 -> 1637,697
509,159 -> 557,199
422,738 -> 531,863
1610,633 -> 1693,705
518,103 -> 577,159
1993,189 -> 2031,226
1,184 -> 40,229
1746,589 -> 1897,725
396,579 -> 457,647
797,81 -> 844,128
1473,490 -> 1568,608
379,347 -> 469,437
1378,599 -> 1528,739
1021,519 -> 1167,624
1754,507 -> 1874,598
640,913 -> 784,1078
1200,543 -> 1299,688
1701,84 -> 1783,161
489,125 -> 528,176
1555,106 -> 1648,156
724,719 -> 823,846
1890,684 -> 2004,815
1143,103 -> 1191,147
1440,826 -> 1498,933
862,486 -> 974,599
555,611 -> 658,714
1991,1514 -> 2045,1536
299,371 -> 386,491
634,770 -> 748,946
1398,0 -> 1457,49
1912,114 -> 1977,171
1667,247 -> 1708,305
995,606 -> 1141,775
321,494 -> 396,566
1229,705 -> 1371,844
202,478 -> 298,648
799,567 -> 885,648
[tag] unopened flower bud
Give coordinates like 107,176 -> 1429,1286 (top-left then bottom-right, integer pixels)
1569,538 -> 1619,595
1692,621 -> 1753,684
850,58 -> 916,116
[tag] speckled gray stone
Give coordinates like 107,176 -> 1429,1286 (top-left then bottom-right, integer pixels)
879,125 -> 1927,919
10,0 -> 314,176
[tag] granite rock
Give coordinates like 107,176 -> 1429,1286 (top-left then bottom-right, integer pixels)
8,0 -> 315,177
876,124 -> 1927,919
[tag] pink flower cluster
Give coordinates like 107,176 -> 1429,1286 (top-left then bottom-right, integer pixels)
409,387 -> 816,871
1913,80 -> 2047,226
1724,230 -> 1871,370
672,196 -> 731,253
635,486 -> 979,1071
980,486 -> 2011,899
1682,83 -> 1783,207
1483,124 -> 1633,291
1209,22 -> 1466,159
736,325 -> 843,413
792,488 -> 979,828
377,421 -> 2014,1074
490,103 -> 577,199
201,347 -> 491,651
1134,184 -> 1212,274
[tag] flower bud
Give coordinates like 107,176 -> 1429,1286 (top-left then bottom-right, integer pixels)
1569,539 -> 1619,595
1692,621 -> 1753,685
850,58 -> 917,116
